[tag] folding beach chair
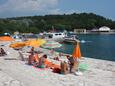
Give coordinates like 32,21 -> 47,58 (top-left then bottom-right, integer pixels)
18,51 -> 25,61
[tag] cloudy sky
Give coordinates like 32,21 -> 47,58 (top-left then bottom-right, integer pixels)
0,0 -> 115,20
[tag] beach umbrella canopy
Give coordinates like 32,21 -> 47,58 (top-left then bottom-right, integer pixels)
10,38 -> 46,48
25,39 -> 46,48
37,38 -> 46,45
0,36 -> 14,41
42,40 -> 62,49
72,42 -> 81,59
10,42 -> 26,48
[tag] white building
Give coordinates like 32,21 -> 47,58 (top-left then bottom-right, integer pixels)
74,29 -> 86,34
99,26 -> 111,32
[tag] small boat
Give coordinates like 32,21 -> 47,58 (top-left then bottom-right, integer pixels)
63,35 -> 79,43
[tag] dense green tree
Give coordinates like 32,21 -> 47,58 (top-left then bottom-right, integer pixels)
0,13 -> 115,34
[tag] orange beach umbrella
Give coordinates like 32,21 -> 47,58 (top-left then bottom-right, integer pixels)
72,42 -> 81,59
10,39 -> 46,48
0,36 -> 14,41
10,42 -> 26,48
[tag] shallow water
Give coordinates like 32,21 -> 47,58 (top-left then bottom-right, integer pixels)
55,34 -> 115,61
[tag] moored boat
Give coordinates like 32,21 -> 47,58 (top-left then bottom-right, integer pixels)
63,35 -> 79,43
41,32 -> 67,42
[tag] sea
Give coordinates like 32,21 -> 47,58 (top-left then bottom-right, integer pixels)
55,34 -> 115,61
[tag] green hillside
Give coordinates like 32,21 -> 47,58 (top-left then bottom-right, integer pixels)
0,13 -> 115,34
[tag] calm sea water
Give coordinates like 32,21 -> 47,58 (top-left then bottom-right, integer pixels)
55,34 -> 115,61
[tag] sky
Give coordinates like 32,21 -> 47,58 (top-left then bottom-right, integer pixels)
0,0 -> 115,20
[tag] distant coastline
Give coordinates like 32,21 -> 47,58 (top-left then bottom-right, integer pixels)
73,30 -> 115,34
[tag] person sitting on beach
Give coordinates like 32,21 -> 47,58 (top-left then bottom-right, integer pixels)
37,54 -> 47,68
27,47 -> 35,63
66,55 -> 72,64
67,55 -> 79,73
60,61 -> 68,74
32,51 -> 40,66
30,47 -> 34,54
33,51 -> 39,63
0,48 -> 7,56
28,52 -> 34,65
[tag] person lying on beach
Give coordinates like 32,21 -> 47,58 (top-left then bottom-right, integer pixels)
40,55 -> 61,69
37,54 -> 47,68
0,48 -> 7,56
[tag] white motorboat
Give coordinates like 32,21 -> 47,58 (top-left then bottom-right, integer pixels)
63,35 -> 79,43
42,32 -> 67,42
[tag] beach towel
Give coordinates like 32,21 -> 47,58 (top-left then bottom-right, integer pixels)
44,59 -> 60,69
78,63 -> 88,72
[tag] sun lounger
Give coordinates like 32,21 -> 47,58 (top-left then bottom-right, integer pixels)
18,51 -> 25,61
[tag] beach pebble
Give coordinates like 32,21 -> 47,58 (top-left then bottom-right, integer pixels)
9,80 -> 22,86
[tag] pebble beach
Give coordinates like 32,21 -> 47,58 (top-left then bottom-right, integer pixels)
0,41 -> 115,86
